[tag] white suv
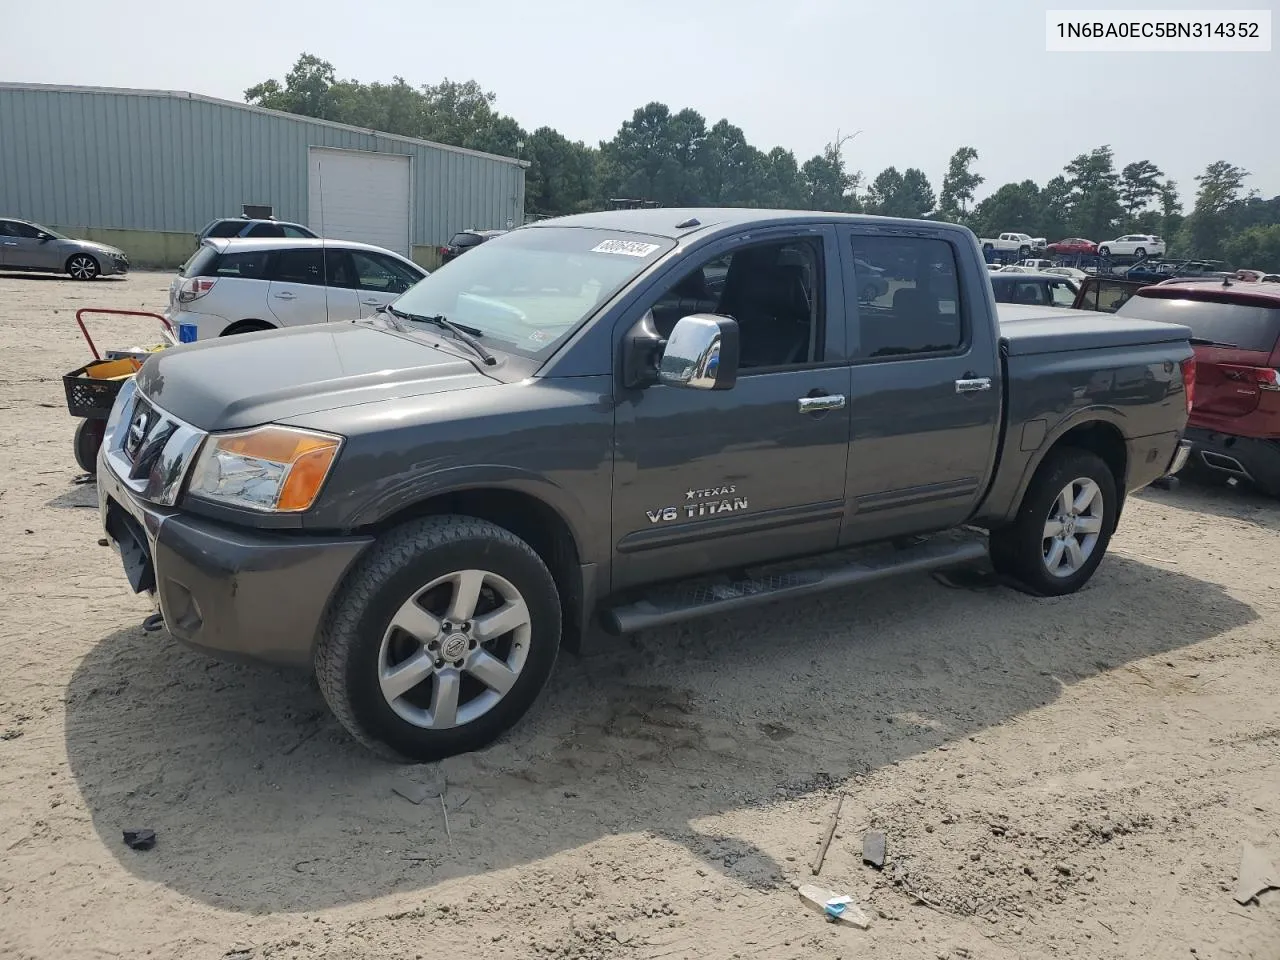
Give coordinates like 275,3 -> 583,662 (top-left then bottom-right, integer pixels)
167,238 -> 429,339
1097,234 -> 1165,258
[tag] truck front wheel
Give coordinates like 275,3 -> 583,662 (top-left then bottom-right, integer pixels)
990,448 -> 1117,596
315,515 -> 562,762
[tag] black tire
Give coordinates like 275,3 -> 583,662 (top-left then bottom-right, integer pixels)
1098,246 -> 1111,256
860,282 -> 879,301
982,243 -> 994,255
1018,245 -> 1030,258
1134,247 -> 1146,258
315,515 -> 561,762
74,418 -> 105,474
221,320 -> 275,336
990,447 -> 1117,597
66,254 -> 100,280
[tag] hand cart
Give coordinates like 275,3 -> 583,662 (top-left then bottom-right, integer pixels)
63,308 -> 174,474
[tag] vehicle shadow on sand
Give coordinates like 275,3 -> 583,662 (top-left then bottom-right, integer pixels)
63,554 -> 1256,913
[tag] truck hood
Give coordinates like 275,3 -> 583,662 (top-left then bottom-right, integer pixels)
135,321 -> 498,430
997,305 -> 1191,356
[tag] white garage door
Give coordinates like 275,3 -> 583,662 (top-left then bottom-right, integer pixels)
308,147 -> 411,255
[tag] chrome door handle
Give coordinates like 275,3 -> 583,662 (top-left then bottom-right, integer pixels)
274,292 -> 296,300
798,394 -> 847,413
361,297 -> 383,305
955,378 -> 992,394
1,241 -> 17,246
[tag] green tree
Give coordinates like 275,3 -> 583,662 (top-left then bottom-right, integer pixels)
1041,175 -> 1073,241
697,120 -> 763,205
800,140 -> 861,212
1223,224 -> 1280,272
245,53 -> 340,120
865,166 -> 934,218
1063,146 -> 1124,241
523,127 -> 597,217
937,146 -> 983,221
970,180 -> 1043,239
1119,160 -> 1165,222
1179,161 -> 1251,257
758,147 -> 804,208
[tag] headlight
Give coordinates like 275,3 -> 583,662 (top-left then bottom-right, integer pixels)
188,425 -> 343,513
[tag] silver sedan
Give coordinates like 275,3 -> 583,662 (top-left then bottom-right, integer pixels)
0,218 -> 129,279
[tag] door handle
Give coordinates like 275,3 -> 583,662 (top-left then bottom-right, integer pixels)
361,297 -> 384,305
955,377 -> 992,394
1,241 -> 17,246
797,394 -> 847,413
274,292 -> 296,300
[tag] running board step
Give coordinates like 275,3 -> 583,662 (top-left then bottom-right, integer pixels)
602,536 -> 988,634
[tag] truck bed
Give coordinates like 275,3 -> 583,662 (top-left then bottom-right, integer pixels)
996,304 -> 1191,355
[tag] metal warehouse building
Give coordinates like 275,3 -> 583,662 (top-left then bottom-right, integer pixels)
0,82 -> 527,267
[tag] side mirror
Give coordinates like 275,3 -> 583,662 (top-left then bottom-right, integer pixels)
658,314 -> 739,391
36,232 -> 51,242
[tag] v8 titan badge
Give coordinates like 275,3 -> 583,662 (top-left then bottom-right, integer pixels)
647,483 -> 748,524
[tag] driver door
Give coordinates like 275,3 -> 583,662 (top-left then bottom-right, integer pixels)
610,226 -> 853,590
1,221 -> 55,269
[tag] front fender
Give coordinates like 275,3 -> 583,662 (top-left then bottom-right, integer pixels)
347,463 -> 596,561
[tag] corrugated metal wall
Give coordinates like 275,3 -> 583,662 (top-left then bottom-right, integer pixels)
0,84 -> 525,245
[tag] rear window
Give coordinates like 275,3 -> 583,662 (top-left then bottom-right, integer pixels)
1117,294 -> 1280,352
180,245 -> 220,277
189,249 -> 271,280
450,232 -> 483,247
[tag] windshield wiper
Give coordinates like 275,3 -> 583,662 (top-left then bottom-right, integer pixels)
387,306 -> 496,366
1189,337 -> 1238,349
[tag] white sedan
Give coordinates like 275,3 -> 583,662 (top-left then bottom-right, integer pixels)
1097,234 -> 1165,258
1042,266 -> 1088,281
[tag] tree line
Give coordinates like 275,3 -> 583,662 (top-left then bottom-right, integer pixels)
247,54 -> 1280,271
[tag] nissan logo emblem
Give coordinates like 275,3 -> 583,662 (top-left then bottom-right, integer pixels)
127,410 -> 149,450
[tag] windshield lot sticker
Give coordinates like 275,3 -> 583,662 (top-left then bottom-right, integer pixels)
528,329 -> 551,344
591,239 -> 660,258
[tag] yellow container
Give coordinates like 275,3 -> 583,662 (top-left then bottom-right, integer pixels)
84,357 -> 142,379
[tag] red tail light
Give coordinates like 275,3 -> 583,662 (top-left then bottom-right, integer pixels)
178,277 -> 217,303
1180,357 -> 1196,414
1253,367 -> 1280,392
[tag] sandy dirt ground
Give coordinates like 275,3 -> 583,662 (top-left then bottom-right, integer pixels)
1,270 -> 1278,960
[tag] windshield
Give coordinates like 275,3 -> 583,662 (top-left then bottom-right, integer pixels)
391,227 -> 675,359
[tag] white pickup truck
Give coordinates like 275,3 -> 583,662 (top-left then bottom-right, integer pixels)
979,233 -> 1039,258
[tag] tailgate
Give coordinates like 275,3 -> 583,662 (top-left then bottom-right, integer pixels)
1192,344 -> 1275,419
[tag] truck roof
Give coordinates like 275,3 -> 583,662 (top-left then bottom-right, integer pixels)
523,207 -> 973,240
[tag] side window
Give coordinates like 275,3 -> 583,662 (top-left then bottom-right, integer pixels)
1049,280 -> 1076,307
0,221 -> 14,237
350,251 -> 421,294
247,222 -> 286,238
8,221 -> 41,239
208,221 -> 246,238
282,225 -> 313,239
323,249 -> 356,288
269,248 -> 325,285
202,250 -> 270,279
850,235 -> 963,359
648,238 -> 822,370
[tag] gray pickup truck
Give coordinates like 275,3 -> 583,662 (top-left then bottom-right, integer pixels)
96,209 -> 1195,761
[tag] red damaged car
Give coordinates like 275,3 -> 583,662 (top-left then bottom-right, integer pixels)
1115,281 -> 1280,496
1046,237 -> 1098,256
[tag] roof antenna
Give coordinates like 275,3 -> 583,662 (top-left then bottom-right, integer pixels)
317,157 -> 330,323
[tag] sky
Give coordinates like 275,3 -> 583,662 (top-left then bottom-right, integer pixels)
5,0 -> 1278,208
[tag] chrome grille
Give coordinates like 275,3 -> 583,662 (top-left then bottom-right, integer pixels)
104,380 -> 207,506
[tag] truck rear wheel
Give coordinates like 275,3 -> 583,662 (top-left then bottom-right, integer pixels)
315,515 -> 561,762
990,447 -> 1117,596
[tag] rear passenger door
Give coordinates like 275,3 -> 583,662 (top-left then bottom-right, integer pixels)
837,230 -> 1002,543
265,248 -> 360,327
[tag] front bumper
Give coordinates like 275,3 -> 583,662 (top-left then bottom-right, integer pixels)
96,391 -> 373,667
